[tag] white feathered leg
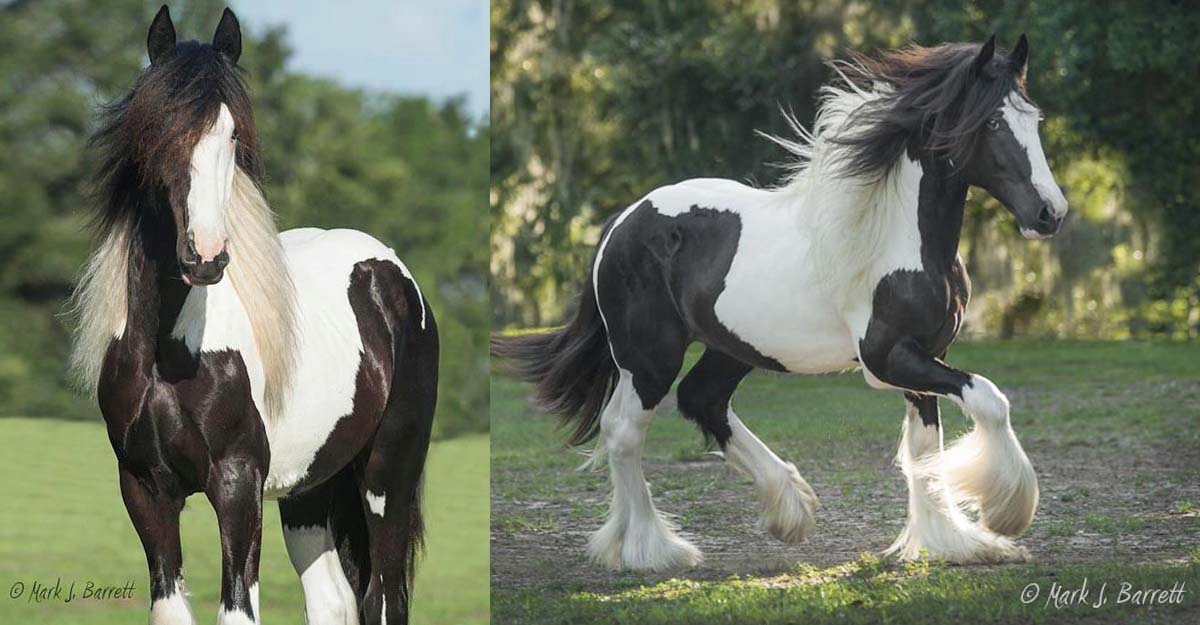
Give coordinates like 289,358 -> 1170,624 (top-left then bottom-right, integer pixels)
723,410 -> 819,543
887,396 -> 1028,563
586,370 -> 702,571
943,375 -> 1039,536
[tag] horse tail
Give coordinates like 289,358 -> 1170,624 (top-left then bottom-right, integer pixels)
491,262 -> 617,448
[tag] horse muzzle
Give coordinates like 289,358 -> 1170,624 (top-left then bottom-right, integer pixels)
179,234 -> 230,285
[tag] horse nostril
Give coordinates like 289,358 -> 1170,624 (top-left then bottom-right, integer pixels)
1037,204 -> 1053,224
214,249 -> 230,270
182,235 -> 199,265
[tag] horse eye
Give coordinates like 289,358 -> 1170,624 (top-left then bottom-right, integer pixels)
986,118 -> 1001,131
231,131 -> 239,143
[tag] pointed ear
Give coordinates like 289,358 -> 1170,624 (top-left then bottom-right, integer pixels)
147,5 -> 176,65
971,34 -> 996,77
212,8 -> 242,64
1011,33 -> 1029,79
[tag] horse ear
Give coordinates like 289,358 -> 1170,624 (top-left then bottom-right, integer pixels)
147,5 -> 176,65
212,8 -> 242,64
971,34 -> 996,77
1011,33 -> 1029,79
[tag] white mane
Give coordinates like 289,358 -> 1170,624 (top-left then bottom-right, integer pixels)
69,169 -> 298,423
759,71 -> 922,307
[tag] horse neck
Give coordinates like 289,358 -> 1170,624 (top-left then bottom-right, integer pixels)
910,153 -> 969,273
120,196 -> 191,366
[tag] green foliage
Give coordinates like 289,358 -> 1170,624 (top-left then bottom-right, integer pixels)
491,0 -> 1200,339
0,0 -> 488,436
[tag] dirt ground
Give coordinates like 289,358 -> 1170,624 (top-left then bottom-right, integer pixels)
491,389 -> 1200,594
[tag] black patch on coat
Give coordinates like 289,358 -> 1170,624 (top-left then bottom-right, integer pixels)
904,392 -> 941,429
676,348 -> 753,447
858,155 -> 974,396
293,258 -> 423,495
595,199 -> 785,408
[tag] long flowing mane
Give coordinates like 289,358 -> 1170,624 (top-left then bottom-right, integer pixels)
761,41 -> 1026,302
68,42 -> 297,423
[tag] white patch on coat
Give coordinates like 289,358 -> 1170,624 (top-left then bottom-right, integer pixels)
171,228 -> 416,497
1000,93 -> 1068,219
366,491 -> 387,517
149,579 -> 196,625
602,155 -> 923,375
283,524 -> 359,625
186,104 -> 237,260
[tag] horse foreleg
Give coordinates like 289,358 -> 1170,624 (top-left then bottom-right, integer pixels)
207,459 -> 265,625
119,466 -> 195,625
886,394 -> 1027,562
862,337 -> 1037,561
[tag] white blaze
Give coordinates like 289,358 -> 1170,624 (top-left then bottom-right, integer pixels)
1001,94 -> 1068,219
186,103 -> 237,261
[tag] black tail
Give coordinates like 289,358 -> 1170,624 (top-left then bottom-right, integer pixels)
491,270 -> 617,447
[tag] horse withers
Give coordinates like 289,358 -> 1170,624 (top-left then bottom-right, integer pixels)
69,7 -> 437,625
494,35 -> 1065,571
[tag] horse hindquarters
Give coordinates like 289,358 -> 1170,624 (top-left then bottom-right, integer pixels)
355,265 -> 438,625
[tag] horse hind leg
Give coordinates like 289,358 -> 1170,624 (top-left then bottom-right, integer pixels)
279,467 -> 363,625
587,366 -> 702,571
677,348 -> 819,544
356,303 -> 437,625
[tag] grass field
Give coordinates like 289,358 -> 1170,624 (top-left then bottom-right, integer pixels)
492,341 -> 1200,624
0,419 -> 488,625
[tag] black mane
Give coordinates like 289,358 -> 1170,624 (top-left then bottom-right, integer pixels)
829,41 -> 1029,178
88,40 -> 261,238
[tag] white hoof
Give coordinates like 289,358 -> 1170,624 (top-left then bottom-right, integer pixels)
757,462 -> 819,544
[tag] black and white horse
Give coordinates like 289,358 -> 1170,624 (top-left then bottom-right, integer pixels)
494,36 -> 1066,570
69,7 -> 437,624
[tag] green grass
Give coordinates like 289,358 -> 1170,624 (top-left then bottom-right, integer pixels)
0,418 -> 488,625
492,340 -> 1200,624
495,557 -> 1199,624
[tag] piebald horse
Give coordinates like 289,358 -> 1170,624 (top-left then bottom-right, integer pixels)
69,7 -> 437,624
494,36 -> 1066,570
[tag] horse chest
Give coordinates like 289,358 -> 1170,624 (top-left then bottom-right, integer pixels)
170,275 -> 366,498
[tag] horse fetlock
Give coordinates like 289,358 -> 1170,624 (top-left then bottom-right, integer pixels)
942,424 -> 1039,537
757,462 -> 819,543
961,374 -> 1010,426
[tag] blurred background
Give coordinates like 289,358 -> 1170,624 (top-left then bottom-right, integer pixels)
1,0 -> 488,437
491,0 -> 1200,340
0,1 -> 488,624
